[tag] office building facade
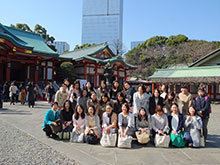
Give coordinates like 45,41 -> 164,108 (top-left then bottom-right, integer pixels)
54,41 -> 70,54
82,0 -> 123,46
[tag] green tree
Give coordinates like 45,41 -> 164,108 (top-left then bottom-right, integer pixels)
56,62 -> 78,83
10,23 -> 32,32
74,43 -> 96,50
125,34 -> 220,78
34,24 -> 56,51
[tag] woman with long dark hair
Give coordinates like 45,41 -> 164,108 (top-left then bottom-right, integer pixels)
71,104 -> 85,143
87,92 -> 100,115
97,80 -> 109,101
114,92 -> 126,114
110,80 -> 120,102
85,106 -> 101,144
77,88 -> 88,112
136,107 -> 150,133
60,100 -> 74,131
149,89 -> 164,115
85,81 -> 94,98
164,91 -> 176,115
184,106 -> 203,147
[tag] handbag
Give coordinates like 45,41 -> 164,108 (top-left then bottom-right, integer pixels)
49,120 -> 62,134
100,133 -> 117,147
85,133 -> 99,144
154,133 -> 170,148
117,135 -> 133,148
170,132 -> 186,148
71,129 -> 84,143
58,128 -> 72,140
135,130 -> 150,144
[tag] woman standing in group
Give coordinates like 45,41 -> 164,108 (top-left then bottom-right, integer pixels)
99,93 -> 114,123
149,89 -> 164,115
71,105 -> 85,143
163,91 -> 176,115
97,80 -> 109,101
87,92 -> 100,115
110,80 -> 120,102
114,92 -> 127,114
68,81 -> 81,102
133,84 -> 149,115
85,81 -> 94,98
77,89 -> 88,113
168,103 -> 185,147
184,106 -> 203,147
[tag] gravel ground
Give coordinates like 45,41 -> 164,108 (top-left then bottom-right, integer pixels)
0,120 -> 75,165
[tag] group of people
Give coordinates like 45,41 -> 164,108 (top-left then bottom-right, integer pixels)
42,79 -> 211,148
1,81 -> 39,108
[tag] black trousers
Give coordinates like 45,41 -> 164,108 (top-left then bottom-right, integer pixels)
28,100 -> 35,107
43,124 -> 53,137
48,94 -> 53,102
10,94 -> 17,104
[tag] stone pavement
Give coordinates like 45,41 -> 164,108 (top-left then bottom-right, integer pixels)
0,102 -> 220,165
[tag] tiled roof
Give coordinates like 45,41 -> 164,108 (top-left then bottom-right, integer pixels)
59,43 -> 109,59
59,43 -> 136,69
0,23 -> 58,56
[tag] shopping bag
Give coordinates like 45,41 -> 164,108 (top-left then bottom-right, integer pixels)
117,135 -> 132,148
135,130 -> 150,144
154,134 -> 170,148
100,133 -> 117,147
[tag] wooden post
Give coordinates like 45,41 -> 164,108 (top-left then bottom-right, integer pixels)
152,83 -> 155,94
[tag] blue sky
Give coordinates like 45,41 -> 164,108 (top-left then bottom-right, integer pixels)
1,0 -> 220,51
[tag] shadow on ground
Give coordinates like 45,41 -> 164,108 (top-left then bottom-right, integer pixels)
206,134 -> 220,148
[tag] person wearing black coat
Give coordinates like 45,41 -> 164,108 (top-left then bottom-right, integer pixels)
168,113 -> 184,134
48,82 -> 55,103
60,100 -> 74,131
194,87 -> 211,142
149,89 -> 164,115
27,82 -> 35,108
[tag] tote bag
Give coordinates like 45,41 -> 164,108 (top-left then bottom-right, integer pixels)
154,134 -> 170,148
100,133 -> 117,147
71,129 -> 84,143
117,135 -> 133,148
135,130 -> 150,144
170,132 -> 186,148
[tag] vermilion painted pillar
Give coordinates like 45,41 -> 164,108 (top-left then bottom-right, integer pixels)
34,69 -> 38,83
152,83 -> 155,94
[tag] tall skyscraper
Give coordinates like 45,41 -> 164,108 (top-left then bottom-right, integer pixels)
53,41 -> 70,54
82,0 -> 123,46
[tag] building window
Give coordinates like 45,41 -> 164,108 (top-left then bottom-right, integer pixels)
47,68 -> 53,80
